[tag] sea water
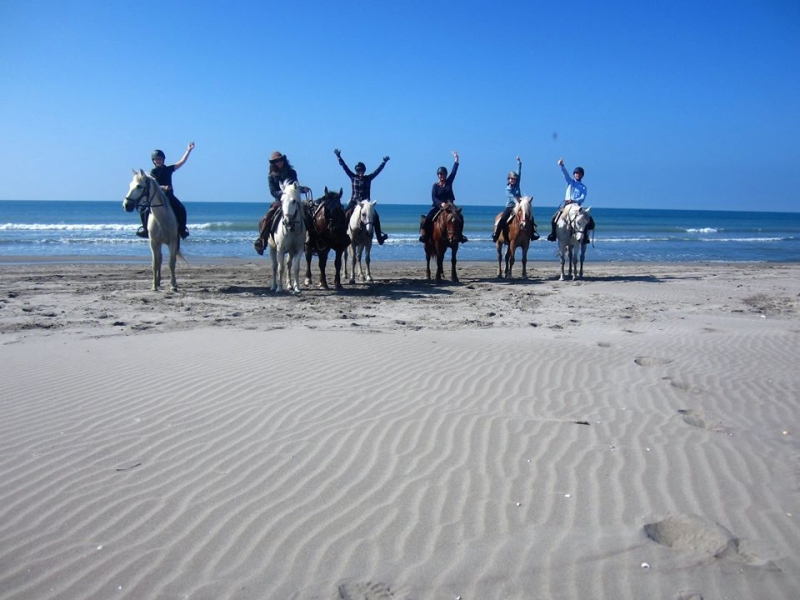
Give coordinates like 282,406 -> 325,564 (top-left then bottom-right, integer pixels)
2,200 -> 799,263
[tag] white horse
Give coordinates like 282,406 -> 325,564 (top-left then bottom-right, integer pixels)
346,200 -> 376,284
268,181 -> 307,294
556,203 -> 592,281
123,169 -> 184,292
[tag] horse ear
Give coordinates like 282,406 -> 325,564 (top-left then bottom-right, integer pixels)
584,206 -> 591,214
131,168 -> 137,175
138,169 -> 146,177
457,206 -> 463,213
339,188 -> 343,197
324,186 -> 329,195
371,200 -> 377,206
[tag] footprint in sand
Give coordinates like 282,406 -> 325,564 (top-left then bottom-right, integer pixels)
634,356 -> 674,367
677,409 -> 727,433
644,513 -> 779,570
338,581 -> 399,599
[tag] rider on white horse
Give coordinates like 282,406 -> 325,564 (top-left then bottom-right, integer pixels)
254,151 -> 311,255
334,148 -> 390,245
138,143 -> 194,240
547,158 -> 594,242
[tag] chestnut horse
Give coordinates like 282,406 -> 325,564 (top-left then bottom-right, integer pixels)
304,187 -> 350,291
424,204 -> 464,283
494,195 -> 535,280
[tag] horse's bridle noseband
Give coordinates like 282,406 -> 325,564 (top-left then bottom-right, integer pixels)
125,176 -> 164,211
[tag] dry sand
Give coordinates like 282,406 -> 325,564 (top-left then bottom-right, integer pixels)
1,258 -> 799,599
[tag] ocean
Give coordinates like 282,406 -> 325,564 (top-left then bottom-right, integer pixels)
2,200 -> 800,263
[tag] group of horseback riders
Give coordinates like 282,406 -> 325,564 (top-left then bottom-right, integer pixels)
134,143 -> 593,248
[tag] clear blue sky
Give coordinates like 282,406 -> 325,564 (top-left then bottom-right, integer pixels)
1,0 -> 798,210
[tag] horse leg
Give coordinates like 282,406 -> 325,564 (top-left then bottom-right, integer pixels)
425,248 -> 432,281
168,241 -> 178,292
290,251 -> 302,293
520,242 -> 528,279
333,249 -> 344,291
559,244 -> 567,281
269,248 -> 280,292
496,241 -> 504,279
505,242 -> 515,280
151,242 -> 162,291
578,242 -> 586,279
304,247 -> 313,287
318,248 -> 330,289
450,245 -> 459,283
435,248 -> 445,283
348,243 -> 357,284
364,243 -> 373,283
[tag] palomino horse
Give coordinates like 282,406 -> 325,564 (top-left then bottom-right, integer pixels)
268,181 -> 307,293
556,203 -> 592,281
123,169 -> 183,292
494,195 -> 535,280
304,187 -> 350,291
346,199 -> 376,284
425,203 -> 464,283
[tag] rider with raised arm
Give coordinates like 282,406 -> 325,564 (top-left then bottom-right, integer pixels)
492,156 -> 539,243
140,142 -> 194,239
334,149 -> 390,245
547,157 -> 592,241
419,151 -> 468,244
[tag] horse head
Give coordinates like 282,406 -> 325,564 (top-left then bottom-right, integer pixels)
358,200 -> 376,235
123,169 -> 152,213
516,196 -> 532,230
560,203 -> 590,244
280,181 -> 303,232
441,204 -> 464,244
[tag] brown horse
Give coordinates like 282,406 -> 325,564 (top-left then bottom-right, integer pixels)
424,204 -> 464,283
304,187 -> 350,290
494,195 -> 535,279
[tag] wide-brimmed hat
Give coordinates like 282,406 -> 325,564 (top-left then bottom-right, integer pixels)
269,151 -> 286,164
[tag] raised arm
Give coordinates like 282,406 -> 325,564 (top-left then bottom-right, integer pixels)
173,141 -> 195,170
369,156 -> 390,179
334,148 -> 356,178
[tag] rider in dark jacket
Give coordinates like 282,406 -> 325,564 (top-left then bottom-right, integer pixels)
419,151 -> 468,244
334,149 -> 389,245
140,143 -> 194,239
254,151 -> 309,255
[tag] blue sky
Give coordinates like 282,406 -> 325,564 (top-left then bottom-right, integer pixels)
1,0 -> 798,210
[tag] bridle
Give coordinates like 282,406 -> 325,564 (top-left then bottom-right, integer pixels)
281,193 -> 303,233
125,175 -> 164,211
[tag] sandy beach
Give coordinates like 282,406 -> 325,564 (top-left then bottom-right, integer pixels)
1,258 -> 799,599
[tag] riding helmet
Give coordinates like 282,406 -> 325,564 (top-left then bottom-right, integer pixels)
151,149 -> 166,161
437,166 -> 448,176
355,162 -> 366,173
573,166 -> 585,177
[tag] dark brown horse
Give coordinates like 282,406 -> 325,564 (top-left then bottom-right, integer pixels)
424,204 -> 464,283
304,187 -> 350,290
495,195 -> 535,279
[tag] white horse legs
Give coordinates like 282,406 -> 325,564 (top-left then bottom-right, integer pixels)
150,242 -> 179,292
348,244 -> 373,284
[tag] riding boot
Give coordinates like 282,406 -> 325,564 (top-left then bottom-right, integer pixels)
137,210 -> 149,238
547,217 -> 558,242
531,220 -> 540,240
254,202 -> 280,255
374,214 -> 388,245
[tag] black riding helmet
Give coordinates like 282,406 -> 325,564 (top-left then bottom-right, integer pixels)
437,166 -> 448,176
355,162 -> 366,173
573,166 -> 585,177
151,149 -> 166,162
